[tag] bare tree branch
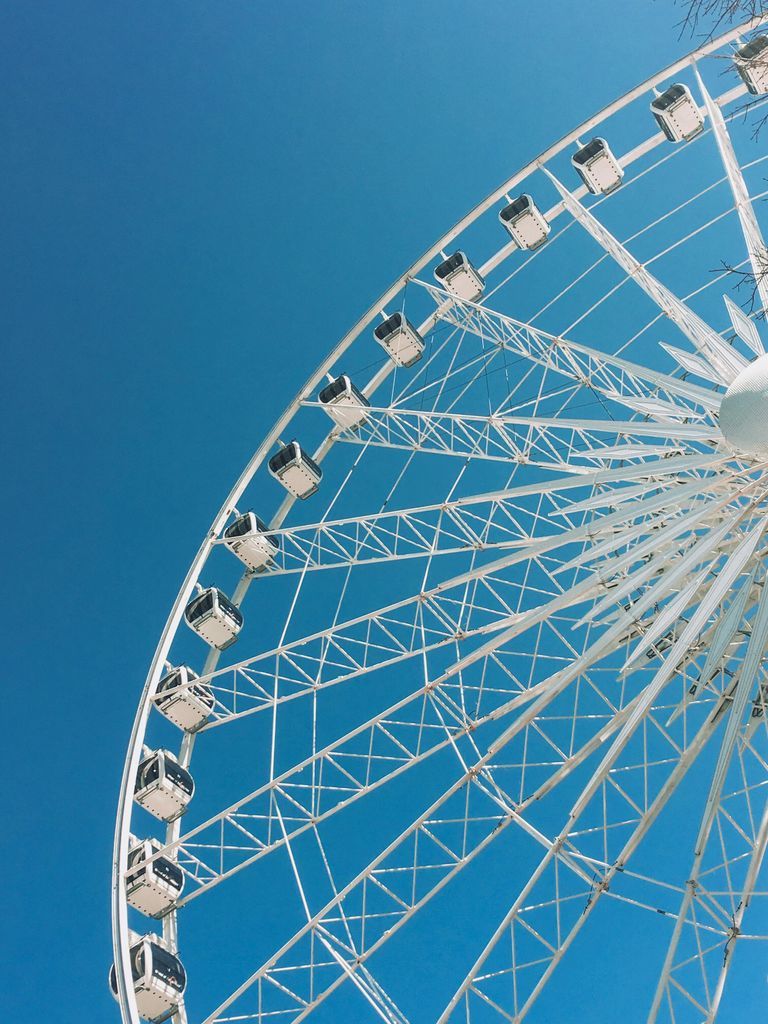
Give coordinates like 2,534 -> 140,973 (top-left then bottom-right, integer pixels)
718,250 -> 768,318
675,0 -> 767,37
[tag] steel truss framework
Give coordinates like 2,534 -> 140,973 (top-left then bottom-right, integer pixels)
113,15 -> 768,1024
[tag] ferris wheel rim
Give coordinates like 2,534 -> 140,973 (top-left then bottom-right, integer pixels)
112,12 -> 768,1024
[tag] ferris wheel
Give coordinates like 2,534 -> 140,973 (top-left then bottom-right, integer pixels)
112,15 -> 768,1024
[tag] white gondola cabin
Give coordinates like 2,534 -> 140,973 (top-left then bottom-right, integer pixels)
373,312 -> 425,367
134,749 -> 194,822
651,84 -> 704,142
572,138 -> 623,195
499,195 -> 550,250
155,665 -> 213,732
184,586 -> 243,649
126,837 -> 184,917
734,35 -> 768,95
109,935 -> 186,1022
318,374 -> 371,430
268,441 -> 322,499
434,251 -> 485,302
224,512 -> 279,573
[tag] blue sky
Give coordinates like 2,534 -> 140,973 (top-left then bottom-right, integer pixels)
3,1 -> 760,1021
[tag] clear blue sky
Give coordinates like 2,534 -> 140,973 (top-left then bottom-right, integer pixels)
2,1 -> 748,1020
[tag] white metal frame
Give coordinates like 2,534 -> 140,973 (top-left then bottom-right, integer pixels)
112,15 -> 768,1024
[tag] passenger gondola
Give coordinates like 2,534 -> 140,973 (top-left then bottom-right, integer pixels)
318,374 -> 371,430
126,837 -> 185,916
434,251 -> 485,301
651,84 -> 704,142
184,586 -> 243,649
224,511 -> 279,573
572,137 -> 623,195
734,35 -> 768,94
268,441 -> 322,499
155,665 -> 213,732
134,749 -> 194,822
499,194 -> 550,250
109,934 -> 187,1022
373,312 -> 425,367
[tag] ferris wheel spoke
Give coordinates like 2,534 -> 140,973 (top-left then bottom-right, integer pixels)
343,961 -> 412,1024
390,328 -> 508,413
218,482 -> 617,579
197,541 -> 757,1021
437,557 -> 768,1022
620,512 -> 755,670
647,749 -> 768,1024
200,554 -> 540,722
442,510 -> 757,787
574,523 -> 760,663
647,573 -> 768,1024
274,796 -> 412,1024
323,405 -> 714,467
416,281 -> 720,418
437,687 -> 732,1024
200,655 -> 674,1024
577,492 -> 749,635
694,66 -> 768,315
198,784 -> 537,1023
203,453 -> 736,726
165,682 -> 536,901
200,600 -> 740,1024
490,523 -> 768,858
220,452 -> 728,580
543,168 -> 750,385
693,793 -> 768,1020
559,463 -> 763,581
671,568 -> 757,725
162,576 -> 610,900
200,493 -> 661,724
558,484 -> 745,597
450,491 -> 765,819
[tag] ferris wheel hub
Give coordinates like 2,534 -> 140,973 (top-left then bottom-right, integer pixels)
719,353 -> 768,457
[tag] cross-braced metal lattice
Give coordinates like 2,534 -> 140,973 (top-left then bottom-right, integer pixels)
112,18 -> 768,1024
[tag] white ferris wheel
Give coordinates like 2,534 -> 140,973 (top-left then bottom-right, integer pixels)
112,15 -> 768,1024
